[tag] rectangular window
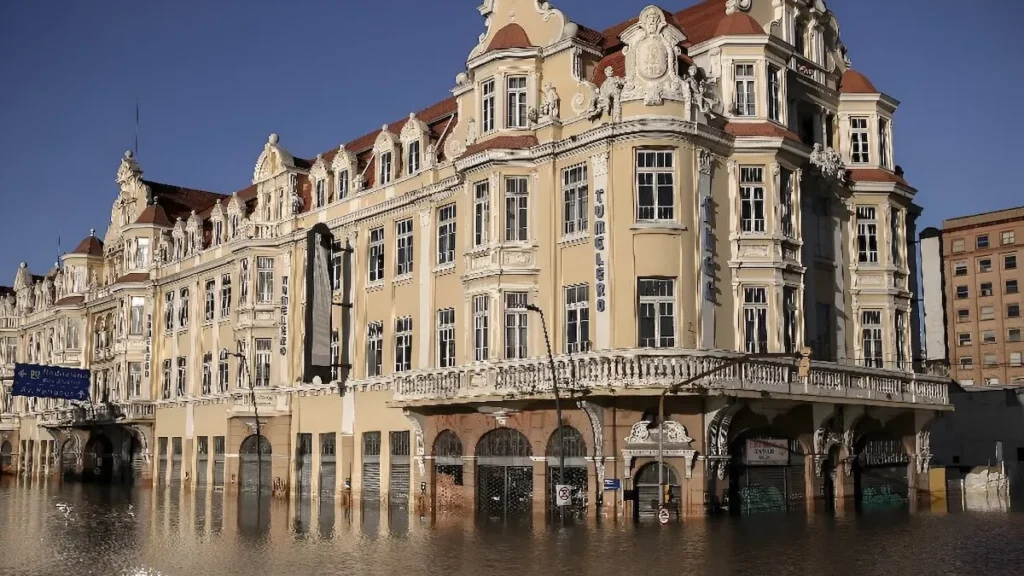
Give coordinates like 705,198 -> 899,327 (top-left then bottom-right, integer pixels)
813,197 -> 832,258
204,279 -> 215,322
337,170 -> 349,199
981,306 -> 995,321
856,206 -> 879,264
202,352 -> 212,395
1011,352 -> 1023,367
220,274 -> 231,318
957,309 -> 970,322
256,256 -> 274,304
783,287 -> 798,354
407,141 -> 420,175
1005,254 -> 1018,270
239,258 -> 249,305
164,291 -> 174,332
135,238 -> 150,269
636,150 -> 675,221
214,220 -> 223,245
1008,280 -> 1020,294
979,258 -> 992,273
1008,303 -> 1021,318
743,287 -> 769,354
505,177 -> 529,242
890,208 -> 902,267
958,332 -> 971,346
954,262 -> 968,276
473,294 -> 489,362
981,282 -> 994,297
956,285 -> 969,299
331,239 -> 343,290
315,179 -> 326,208
982,330 -> 997,344
767,64 -> 781,122
638,278 -> 676,348
437,204 -> 456,265
1002,231 -> 1015,245
984,353 -> 998,367
977,235 -> 989,249
780,168 -> 794,238
793,20 -> 806,55
176,357 -> 186,396
734,63 -> 756,116
395,219 -> 414,277
474,180 -> 490,246
162,359 -> 171,399
254,338 -> 271,387
379,151 -> 392,185
437,308 -> 455,368
960,357 -> 973,370
236,340 -> 247,389
813,303 -> 832,361
330,330 -> 340,381
861,310 -> 883,368
895,310 -> 907,369
740,167 -> 766,233
129,296 -> 145,335
218,356 -> 228,392
395,317 -> 412,372
368,226 -> 385,283
481,79 -> 496,133
506,75 -> 528,128
504,292 -> 529,359
878,118 -> 892,169
129,362 -> 142,397
178,287 -> 189,328
951,239 -> 965,253
850,117 -> 870,164
1009,328 -> 1022,343
564,284 -> 590,353
366,321 -> 383,377
562,164 -> 589,236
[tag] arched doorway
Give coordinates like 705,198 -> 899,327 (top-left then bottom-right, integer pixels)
476,428 -> 533,523
545,425 -> 588,521
0,441 -> 11,474
60,438 -> 78,479
728,433 -> 807,515
634,462 -> 680,522
433,430 -> 464,515
239,434 -> 272,492
83,434 -> 114,483
854,437 -> 910,511
820,444 -> 842,513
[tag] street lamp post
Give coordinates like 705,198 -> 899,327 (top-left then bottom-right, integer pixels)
222,348 -> 261,495
525,303 -> 565,524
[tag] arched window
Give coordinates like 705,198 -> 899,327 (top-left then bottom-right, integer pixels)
545,425 -> 587,460
433,430 -> 463,462
476,428 -> 532,459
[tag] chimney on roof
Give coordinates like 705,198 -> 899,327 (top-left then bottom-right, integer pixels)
895,165 -> 905,177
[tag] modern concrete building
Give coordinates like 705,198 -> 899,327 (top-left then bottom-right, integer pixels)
919,207 -> 1024,387
1,0 -> 950,521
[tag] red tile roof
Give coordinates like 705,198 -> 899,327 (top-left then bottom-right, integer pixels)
114,272 -> 150,284
675,0 -> 728,45
134,203 -> 173,227
54,295 -> 84,306
839,69 -> 878,94
463,135 -> 538,157
713,11 -> 764,37
70,234 -> 104,257
145,180 -> 228,222
723,121 -> 803,143
486,23 -> 533,52
846,168 -> 910,188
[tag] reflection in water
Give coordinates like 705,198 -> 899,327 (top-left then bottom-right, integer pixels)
2,477 -> 1024,576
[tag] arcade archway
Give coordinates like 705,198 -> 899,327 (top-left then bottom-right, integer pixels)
239,434 -> 272,492
476,428 -> 533,523
83,434 -> 114,483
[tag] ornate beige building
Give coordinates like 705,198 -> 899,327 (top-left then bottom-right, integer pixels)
1,0 -> 950,521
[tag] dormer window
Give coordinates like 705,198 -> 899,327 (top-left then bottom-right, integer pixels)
407,141 -> 420,175
214,220 -> 223,245
506,76 -> 528,128
230,214 -> 239,238
337,170 -> 349,199
482,79 -> 496,133
734,64 -> 756,117
878,118 -> 892,169
379,151 -> 393,185
794,20 -> 807,57
767,64 -> 781,122
850,117 -> 870,164
315,179 -> 326,208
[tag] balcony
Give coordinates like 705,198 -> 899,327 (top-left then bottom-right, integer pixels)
0,413 -> 18,430
229,388 -> 290,417
38,401 -> 155,427
387,349 -> 951,407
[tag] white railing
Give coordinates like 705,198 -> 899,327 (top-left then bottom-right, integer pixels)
387,349 -> 950,406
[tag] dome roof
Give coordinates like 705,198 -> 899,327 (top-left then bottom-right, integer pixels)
485,23 -> 533,53
713,11 -> 763,37
839,69 -> 878,94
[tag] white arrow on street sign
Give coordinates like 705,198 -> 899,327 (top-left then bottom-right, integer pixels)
555,484 -> 572,507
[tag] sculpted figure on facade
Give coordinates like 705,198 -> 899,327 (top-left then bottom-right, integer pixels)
539,82 -> 560,120
810,143 -> 846,184
685,65 -> 722,119
619,6 -> 688,106
589,67 -> 624,122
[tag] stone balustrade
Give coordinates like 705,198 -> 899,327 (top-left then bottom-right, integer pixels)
387,349 -> 951,406
36,400 -> 155,427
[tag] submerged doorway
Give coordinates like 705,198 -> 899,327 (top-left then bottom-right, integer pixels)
476,428 -> 534,523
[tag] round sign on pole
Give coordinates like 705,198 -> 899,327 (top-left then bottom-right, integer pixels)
555,484 -> 572,507
658,506 -> 670,525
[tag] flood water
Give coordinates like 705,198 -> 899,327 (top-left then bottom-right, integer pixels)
2,478 -> 1023,576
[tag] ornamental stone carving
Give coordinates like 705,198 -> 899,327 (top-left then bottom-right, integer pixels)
619,6 -> 688,106
625,420 -> 693,445
589,68 -> 624,122
116,150 -> 143,186
539,82 -> 560,120
810,144 -> 846,184
253,133 -> 296,185
916,429 -> 932,474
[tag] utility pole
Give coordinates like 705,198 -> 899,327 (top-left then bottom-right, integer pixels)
526,303 -> 565,524
223,348 -> 260,495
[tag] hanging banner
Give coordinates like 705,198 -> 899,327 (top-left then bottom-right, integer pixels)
744,438 -> 790,466
12,363 -> 90,401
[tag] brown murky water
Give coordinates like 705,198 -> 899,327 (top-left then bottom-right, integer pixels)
1,478 -> 1022,576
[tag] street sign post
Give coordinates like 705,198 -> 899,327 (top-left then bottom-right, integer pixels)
603,478 -> 621,491
555,484 -> 572,507
11,363 -> 90,401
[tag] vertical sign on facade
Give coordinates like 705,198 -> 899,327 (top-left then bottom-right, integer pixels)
280,276 -> 289,356
698,149 -> 715,349
303,223 -> 335,384
144,313 -> 152,379
591,152 -> 610,350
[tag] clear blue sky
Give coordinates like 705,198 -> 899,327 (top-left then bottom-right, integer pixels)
0,0 -> 1019,279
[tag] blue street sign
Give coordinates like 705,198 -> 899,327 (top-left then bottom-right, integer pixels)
11,363 -> 90,401
603,478 -> 621,491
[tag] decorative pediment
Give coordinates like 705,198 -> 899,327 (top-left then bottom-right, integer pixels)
625,419 -> 694,446
185,210 -> 201,232
309,153 -> 329,182
14,262 -> 32,291
210,199 -> 225,220
373,125 -> 399,156
331,145 -> 357,174
252,133 -> 296,184
172,218 -> 186,239
468,0 -> 569,60
115,150 -> 143,186
620,6 -> 688,106
227,193 -> 244,215
400,113 -> 430,142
